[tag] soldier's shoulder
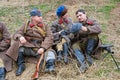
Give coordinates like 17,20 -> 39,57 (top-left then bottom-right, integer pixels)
0,22 -> 5,29
86,18 -> 96,25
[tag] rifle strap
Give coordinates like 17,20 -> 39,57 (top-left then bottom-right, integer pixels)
23,20 -> 29,34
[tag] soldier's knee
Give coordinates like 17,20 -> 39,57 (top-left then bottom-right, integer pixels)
45,49 -> 56,62
19,46 -> 25,53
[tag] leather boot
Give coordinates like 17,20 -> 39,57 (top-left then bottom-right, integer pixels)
63,43 -> 69,63
16,47 -> 26,76
74,49 -> 88,73
0,67 -> 6,80
57,50 -> 62,62
45,59 -> 55,72
86,54 -> 93,66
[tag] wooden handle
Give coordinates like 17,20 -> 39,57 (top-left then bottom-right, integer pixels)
32,53 -> 44,80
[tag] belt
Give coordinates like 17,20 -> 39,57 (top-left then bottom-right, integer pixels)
31,39 -> 41,44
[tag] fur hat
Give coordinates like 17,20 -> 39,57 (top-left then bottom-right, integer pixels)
30,9 -> 42,17
56,5 -> 67,17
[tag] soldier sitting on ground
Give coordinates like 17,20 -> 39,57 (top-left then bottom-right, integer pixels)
68,9 -> 102,73
51,5 -> 73,64
6,9 -> 56,76
0,22 -> 12,80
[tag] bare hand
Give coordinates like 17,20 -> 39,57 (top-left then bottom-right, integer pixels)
81,26 -> 88,31
19,36 -> 27,44
37,48 -> 44,54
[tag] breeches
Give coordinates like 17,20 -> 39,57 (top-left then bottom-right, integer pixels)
19,46 -> 56,61
72,41 -> 86,52
19,46 -> 38,57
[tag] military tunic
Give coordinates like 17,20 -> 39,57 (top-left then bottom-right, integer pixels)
6,21 -> 53,63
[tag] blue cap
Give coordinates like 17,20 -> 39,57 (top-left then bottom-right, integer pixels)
30,9 -> 42,17
56,5 -> 66,17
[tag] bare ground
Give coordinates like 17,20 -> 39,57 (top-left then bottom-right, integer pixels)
5,0 -> 120,80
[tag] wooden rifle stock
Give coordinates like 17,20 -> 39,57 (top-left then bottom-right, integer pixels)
32,53 -> 44,80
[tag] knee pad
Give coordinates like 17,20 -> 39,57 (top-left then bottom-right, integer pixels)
45,49 -> 56,62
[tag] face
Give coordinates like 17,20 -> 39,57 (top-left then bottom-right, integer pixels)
32,16 -> 42,24
76,12 -> 87,22
62,13 -> 68,19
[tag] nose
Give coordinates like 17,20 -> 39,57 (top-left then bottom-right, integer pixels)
78,16 -> 81,19
39,16 -> 42,19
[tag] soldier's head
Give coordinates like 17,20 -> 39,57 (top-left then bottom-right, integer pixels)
75,9 -> 87,22
56,5 -> 68,18
30,9 -> 43,24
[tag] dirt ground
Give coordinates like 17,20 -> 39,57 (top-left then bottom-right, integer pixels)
5,0 -> 120,80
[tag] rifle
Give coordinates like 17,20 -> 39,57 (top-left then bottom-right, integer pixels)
100,44 -> 120,70
32,53 -> 44,80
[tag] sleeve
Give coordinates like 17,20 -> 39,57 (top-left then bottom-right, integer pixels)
87,20 -> 102,34
0,23 -> 11,51
13,24 -> 25,41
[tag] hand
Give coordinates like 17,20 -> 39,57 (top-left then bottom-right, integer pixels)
37,48 -> 44,54
58,30 -> 64,34
19,36 -> 27,44
70,23 -> 82,33
81,26 -> 88,31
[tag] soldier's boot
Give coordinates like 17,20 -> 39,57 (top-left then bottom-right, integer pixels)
63,43 -> 69,64
86,54 -> 93,66
47,59 -> 55,72
0,67 -> 6,80
74,49 -> 88,73
86,38 -> 96,66
16,47 -> 26,76
57,50 -> 62,62
45,50 -> 55,73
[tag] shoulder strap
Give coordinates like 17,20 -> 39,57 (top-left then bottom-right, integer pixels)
23,21 -> 29,34
34,26 -> 46,37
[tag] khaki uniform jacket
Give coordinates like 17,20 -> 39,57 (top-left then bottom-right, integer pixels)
6,21 -> 53,63
0,22 -> 12,72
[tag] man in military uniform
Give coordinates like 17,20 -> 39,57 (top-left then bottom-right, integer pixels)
51,5 -> 73,64
6,9 -> 55,76
69,9 -> 102,73
0,22 -> 12,80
